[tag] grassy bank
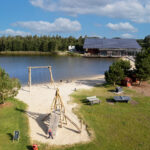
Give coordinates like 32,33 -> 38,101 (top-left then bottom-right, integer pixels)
67,86 -> 150,150
0,98 -> 30,150
0,51 -> 82,56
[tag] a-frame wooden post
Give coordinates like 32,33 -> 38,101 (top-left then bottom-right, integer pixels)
50,88 -> 67,127
48,66 -> 55,88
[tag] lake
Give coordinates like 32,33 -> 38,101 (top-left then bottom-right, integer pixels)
0,56 -> 117,85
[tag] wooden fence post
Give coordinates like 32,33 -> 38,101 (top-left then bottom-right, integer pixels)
28,67 -> 31,90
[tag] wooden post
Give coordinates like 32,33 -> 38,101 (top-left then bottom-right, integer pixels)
48,66 -> 55,87
27,66 -> 55,90
28,67 -> 31,90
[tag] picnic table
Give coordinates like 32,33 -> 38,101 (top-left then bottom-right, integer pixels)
115,87 -> 123,93
113,96 -> 131,103
86,96 -> 100,105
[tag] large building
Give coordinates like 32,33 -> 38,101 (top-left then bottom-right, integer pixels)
83,38 -> 142,57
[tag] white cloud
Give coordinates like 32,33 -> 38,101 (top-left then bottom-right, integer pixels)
12,18 -> 81,34
107,22 -> 137,32
121,33 -> 134,38
29,0 -> 150,23
0,29 -> 31,36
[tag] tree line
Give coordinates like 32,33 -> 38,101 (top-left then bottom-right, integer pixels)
0,35 -> 85,52
0,34 -> 150,52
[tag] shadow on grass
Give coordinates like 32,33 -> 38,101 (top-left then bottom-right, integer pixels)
26,145 -> 33,150
16,108 -> 48,134
7,133 -> 13,141
108,89 -> 116,93
106,98 -> 115,103
80,99 -> 90,105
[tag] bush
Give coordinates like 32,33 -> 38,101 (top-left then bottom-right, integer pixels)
0,67 -> 21,104
105,60 -> 131,86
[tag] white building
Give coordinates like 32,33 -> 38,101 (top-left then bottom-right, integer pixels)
68,45 -> 76,52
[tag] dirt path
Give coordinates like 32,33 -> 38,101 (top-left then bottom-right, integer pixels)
132,81 -> 150,97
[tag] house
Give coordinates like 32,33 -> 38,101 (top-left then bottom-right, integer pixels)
68,45 -> 76,52
83,38 -> 142,57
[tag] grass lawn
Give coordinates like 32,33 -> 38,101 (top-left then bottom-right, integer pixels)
0,98 -> 30,150
1,85 -> 150,150
58,85 -> 150,150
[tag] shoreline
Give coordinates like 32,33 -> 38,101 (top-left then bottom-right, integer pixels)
0,51 -> 82,56
21,74 -> 105,87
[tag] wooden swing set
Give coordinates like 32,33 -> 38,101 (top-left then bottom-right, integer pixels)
28,66 -> 55,89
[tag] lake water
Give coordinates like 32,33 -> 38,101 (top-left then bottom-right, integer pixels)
0,56 -> 117,85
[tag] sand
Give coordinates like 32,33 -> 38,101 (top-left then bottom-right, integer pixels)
16,75 -> 105,145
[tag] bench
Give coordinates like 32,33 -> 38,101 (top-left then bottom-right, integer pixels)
86,96 -> 100,105
13,131 -> 20,142
115,87 -> 123,93
113,96 -> 131,103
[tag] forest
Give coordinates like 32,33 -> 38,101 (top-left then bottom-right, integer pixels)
0,35 -> 85,52
0,35 -> 150,53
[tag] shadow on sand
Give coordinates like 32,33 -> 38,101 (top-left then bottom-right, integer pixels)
16,108 -> 48,134
16,108 -> 80,136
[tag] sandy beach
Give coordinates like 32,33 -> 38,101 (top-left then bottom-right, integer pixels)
16,75 -> 105,145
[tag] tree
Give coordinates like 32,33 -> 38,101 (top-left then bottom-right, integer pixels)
135,50 -> 150,84
0,67 -> 21,104
105,60 -> 131,86
117,59 -> 131,76
143,35 -> 150,48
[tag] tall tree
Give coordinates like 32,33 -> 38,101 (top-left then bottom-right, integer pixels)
105,60 -> 131,86
135,49 -> 150,84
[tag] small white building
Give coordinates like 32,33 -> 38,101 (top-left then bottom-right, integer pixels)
68,45 -> 76,52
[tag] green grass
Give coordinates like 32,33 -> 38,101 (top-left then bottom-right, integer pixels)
61,86 -> 150,150
0,98 -> 30,150
1,86 -> 150,150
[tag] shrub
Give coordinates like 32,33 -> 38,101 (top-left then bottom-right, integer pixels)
105,60 -> 131,86
0,67 -> 21,104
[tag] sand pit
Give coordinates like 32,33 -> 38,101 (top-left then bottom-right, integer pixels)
16,75 -> 105,145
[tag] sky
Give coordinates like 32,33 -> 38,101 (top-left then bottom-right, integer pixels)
0,0 -> 150,39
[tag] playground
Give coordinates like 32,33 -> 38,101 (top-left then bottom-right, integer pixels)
1,77 -> 150,150
16,72 -> 105,145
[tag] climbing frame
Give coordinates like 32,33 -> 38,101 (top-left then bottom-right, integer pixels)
50,88 -> 67,127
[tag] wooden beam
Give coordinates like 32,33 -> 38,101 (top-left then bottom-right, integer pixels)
28,66 -> 51,69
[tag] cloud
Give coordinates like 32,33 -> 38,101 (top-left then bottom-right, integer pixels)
0,29 -> 31,36
12,18 -> 81,34
107,22 -> 137,32
121,33 -> 134,38
29,0 -> 150,23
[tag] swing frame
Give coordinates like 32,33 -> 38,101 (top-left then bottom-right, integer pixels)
28,66 -> 55,90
